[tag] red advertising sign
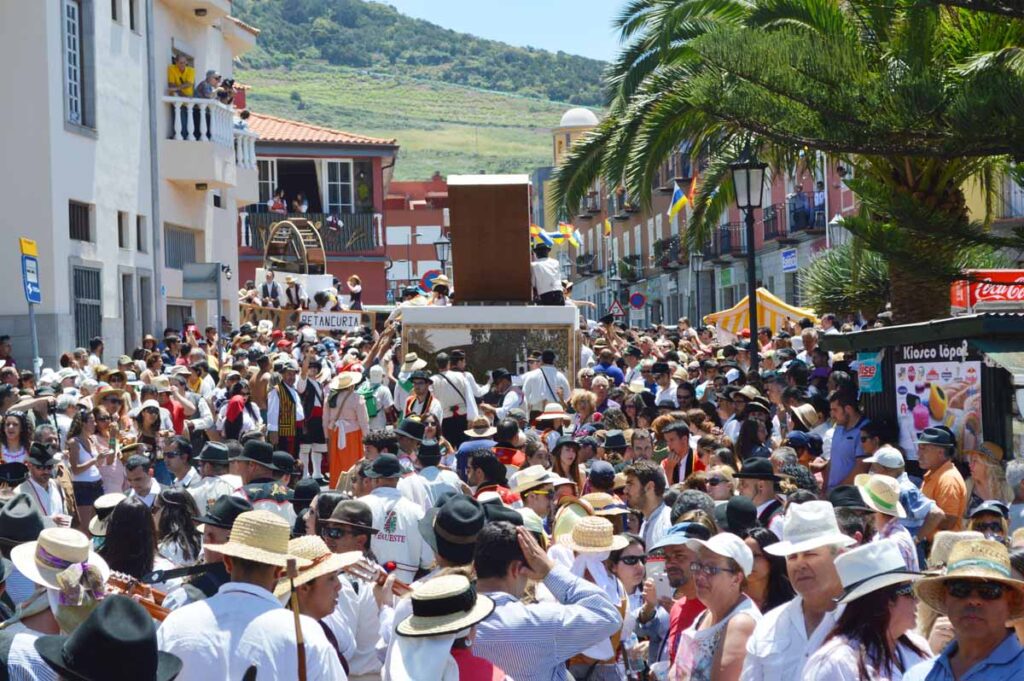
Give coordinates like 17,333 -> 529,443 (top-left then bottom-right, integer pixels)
950,269 -> 1024,312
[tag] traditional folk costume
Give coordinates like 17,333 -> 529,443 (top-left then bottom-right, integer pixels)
267,380 -> 304,459
325,373 -> 369,489
297,374 -> 327,478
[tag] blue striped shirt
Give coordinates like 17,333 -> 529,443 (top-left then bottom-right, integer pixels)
474,565 -> 623,681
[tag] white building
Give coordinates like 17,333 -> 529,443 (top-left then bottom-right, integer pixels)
0,0 -> 258,368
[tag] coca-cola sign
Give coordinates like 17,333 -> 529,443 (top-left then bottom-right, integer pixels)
950,270 -> 1024,313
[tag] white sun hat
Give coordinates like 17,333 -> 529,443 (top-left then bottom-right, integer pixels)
835,539 -> 920,604
764,500 -> 856,557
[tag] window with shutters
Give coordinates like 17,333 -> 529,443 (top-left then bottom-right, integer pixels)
69,201 -> 92,241
73,267 -> 102,348
164,225 -> 197,270
64,0 -> 84,125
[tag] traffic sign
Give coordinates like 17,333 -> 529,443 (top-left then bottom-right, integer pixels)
608,299 -> 626,317
781,248 -> 798,273
629,292 -> 646,309
420,269 -> 443,292
21,255 -> 41,304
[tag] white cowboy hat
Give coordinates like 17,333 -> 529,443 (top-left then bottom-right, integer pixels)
558,516 -> 628,554
854,473 -> 906,518
273,536 -> 362,598
401,353 -> 428,373
834,539 -> 920,605
764,500 -> 856,557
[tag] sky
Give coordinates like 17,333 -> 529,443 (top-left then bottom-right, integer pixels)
378,0 -> 626,61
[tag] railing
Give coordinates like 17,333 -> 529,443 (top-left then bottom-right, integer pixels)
620,255 -> 643,282
243,210 -> 380,253
762,203 -> 788,241
165,96 -> 235,148
787,194 -> 827,233
717,222 -> 746,256
653,235 -> 682,269
233,128 -> 258,169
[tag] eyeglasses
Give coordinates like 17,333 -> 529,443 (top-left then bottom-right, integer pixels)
617,555 -> 646,566
892,583 -> 916,599
689,561 -> 738,577
320,526 -> 358,539
945,580 -> 1006,601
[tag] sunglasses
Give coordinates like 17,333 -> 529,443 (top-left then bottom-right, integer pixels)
320,526 -> 358,539
973,521 -> 1005,534
97,416 -> 112,422
945,580 -> 1006,601
892,583 -> 916,599
617,555 -> 646,566
30,463 -> 54,470
706,477 -> 728,486
690,561 -> 738,577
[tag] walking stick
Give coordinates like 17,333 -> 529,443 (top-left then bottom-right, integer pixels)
287,558 -> 307,681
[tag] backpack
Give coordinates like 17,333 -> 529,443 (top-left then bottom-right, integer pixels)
357,382 -> 379,418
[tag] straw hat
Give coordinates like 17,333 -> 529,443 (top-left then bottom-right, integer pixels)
10,527 -> 109,593
431,274 -> 451,289
926,530 -> 984,570
401,353 -> 428,373
463,417 -> 497,439
582,492 -> 630,517
625,380 -> 648,394
789,403 -> 821,430
965,441 -> 1004,466
272,536 -> 362,597
558,516 -> 628,554
149,377 -> 172,393
854,473 -> 906,518
834,540 -> 920,604
512,465 -> 552,494
88,493 -> 126,537
396,574 -> 494,638
330,372 -> 362,392
915,539 -> 1024,618
535,403 -> 570,422
204,510 -> 311,569
93,388 -> 124,403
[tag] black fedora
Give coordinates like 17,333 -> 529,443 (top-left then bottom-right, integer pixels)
292,478 -> 320,513
0,463 -> 28,486
365,453 -> 402,479
27,443 -> 59,468
394,418 -> 425,442
272,451 -> 297,475
916,426 -> 956,449
602,430 -> 627,451
714,495 -> 758,535
194,442 -> 230,465
195,495 -> 253,530
828,484 -> 873,513
733,458 -> 780,481
418,495 -> 485,565
35,594 -> 182,681
235,440 -> 275,468
0,494 -> 46,547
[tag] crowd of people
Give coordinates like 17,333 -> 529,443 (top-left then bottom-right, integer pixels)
0,308 -> 1020,681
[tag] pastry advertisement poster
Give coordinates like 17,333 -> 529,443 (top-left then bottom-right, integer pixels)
894,340 -> 983,459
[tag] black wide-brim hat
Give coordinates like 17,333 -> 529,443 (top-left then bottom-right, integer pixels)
194,495 -> 254,530
418,495 -> 485,565
733,457 -> 780,481
235,440 -> 275,468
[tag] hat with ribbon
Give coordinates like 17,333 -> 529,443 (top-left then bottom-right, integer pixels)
395,418 -> 426,443
194,495 -> 253,531
602,430 -> 627,451
764,500 -> 856,557
10,527 -> 109,605
511,466 -> 552,495
418,495 -> 485,566
535,403 -> 570,422
916,426 -> 956,449
834,539 -> 920,605
401,353 -> 428,373
915,539 -> 1024,618
88,493 -> 127,537
0,493 -> 47,546
733,458 -> 780,481
854,473 -> 906,518
396,574 -> 494,638
272,536 -> 362,598
463,417 -> 497,439
581,492 -> 630,517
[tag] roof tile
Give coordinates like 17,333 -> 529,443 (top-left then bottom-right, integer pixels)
247,112 -> 397,147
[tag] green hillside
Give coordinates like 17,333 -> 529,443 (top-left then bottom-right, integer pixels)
232,0 -> 606,181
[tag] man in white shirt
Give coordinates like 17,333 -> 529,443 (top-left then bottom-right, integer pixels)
431,352 -> 478,448
16,443 -> 70,525
157,510 -> 345,680
364,365 -> 394,431
651,362 -> 678,408
267,359 -> 305,458
623,460 -> 672,550
188,442 -> 239,515
125,455 -> 162,507
414,440 -> 463,508
741,500 -> 855,681
166,436 -> 202,491
358,454 -> 434,583
521,350 -> 571,418
530,243 -> 564,305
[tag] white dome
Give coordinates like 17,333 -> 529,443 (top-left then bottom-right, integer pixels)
558,107 -> 599,129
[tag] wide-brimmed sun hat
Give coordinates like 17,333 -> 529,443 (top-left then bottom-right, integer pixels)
401,352 -> 428,373
396,574 -> 494,638
915,539 -> 1024,618
431,274 -> 451,289
558,516 -> 628,554
535,403 -> 570,422
835,539 -> 920,604
273,536 -> 362,597
926,530 -> 984,570
463,417 -> 497,439
10,527 -> 110,595
329,372 -> 362,392
204,510 -> 310,569
854,473 -> 907,518
512,465 -> 552,494
789,403 -> 821,430
965,441 -> 1005,466
765,500 -> 856,557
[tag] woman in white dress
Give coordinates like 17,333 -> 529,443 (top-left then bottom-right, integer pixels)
803,539 -> 932,681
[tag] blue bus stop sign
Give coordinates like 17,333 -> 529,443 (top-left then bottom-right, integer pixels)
21,255 -> 41,304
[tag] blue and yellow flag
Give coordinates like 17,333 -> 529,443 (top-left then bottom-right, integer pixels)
668,181 -> 688,219
530,224 -> 554,248
557,222 -> 580,248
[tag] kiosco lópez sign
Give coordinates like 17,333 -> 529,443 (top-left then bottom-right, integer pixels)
298,311 -> 362,331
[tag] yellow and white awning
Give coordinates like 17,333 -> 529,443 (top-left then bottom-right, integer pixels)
703,288 -> 819,335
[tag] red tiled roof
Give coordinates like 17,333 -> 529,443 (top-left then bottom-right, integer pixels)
247,112 -> 397,147
227,16 -> 260,36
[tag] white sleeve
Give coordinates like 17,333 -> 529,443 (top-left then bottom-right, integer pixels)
266,389 -> 280,432
463,374 -> 479,421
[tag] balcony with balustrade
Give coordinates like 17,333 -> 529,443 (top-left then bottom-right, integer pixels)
242,210 -> 382,255
161,97 -> 257,192
713,222 -> 746,261
653,235 -> 683,271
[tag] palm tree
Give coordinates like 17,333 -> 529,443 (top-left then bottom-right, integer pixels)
551,0 -> 1024,322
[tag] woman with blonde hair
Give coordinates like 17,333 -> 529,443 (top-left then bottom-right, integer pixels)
706,465 -> 736,502
964,442 -> 1014,516
569,389 -> 598,436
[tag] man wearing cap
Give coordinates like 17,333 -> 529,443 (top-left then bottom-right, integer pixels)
188,442 -> 236,513
267,357 -> 305,460
157,510 -> 344,679
358,453 -> 434,583
521,350 -> 571,417
233,441 -> 296,525
403,370 -> 443,422
918,426 -> 967,535
904,539 -> 1024,680
15,443 -> 70,526
531,242 -> 565,305
735,459 -> 785,538
742,500 -> 856,680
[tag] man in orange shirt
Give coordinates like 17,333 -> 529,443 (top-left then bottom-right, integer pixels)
918,426 -> 966,536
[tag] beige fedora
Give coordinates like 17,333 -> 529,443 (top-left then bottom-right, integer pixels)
330,372 -> 362,392
558,516 -> 628,554
10,528 -> 110,596
915,539 -> 1024,618
926,530 -> 983,570
396,574 -> 494,638
431,274 -> 451,289
534,403 -> 570,422
512,465 -> 552,494
273,536 -> 362,597
789,403 -> 821,430
854,473 -> 906,518
150,377 -> 172,394
204,510 -> 311,569
401,352 -> 428,373
463,417 -> 497,439
625,380 -> 648,394
581,492 -> 630,517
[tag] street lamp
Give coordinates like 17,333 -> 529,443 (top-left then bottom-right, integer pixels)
730,149 -> 768,372
691,250 -> 704,323
433,234 -> 451,277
